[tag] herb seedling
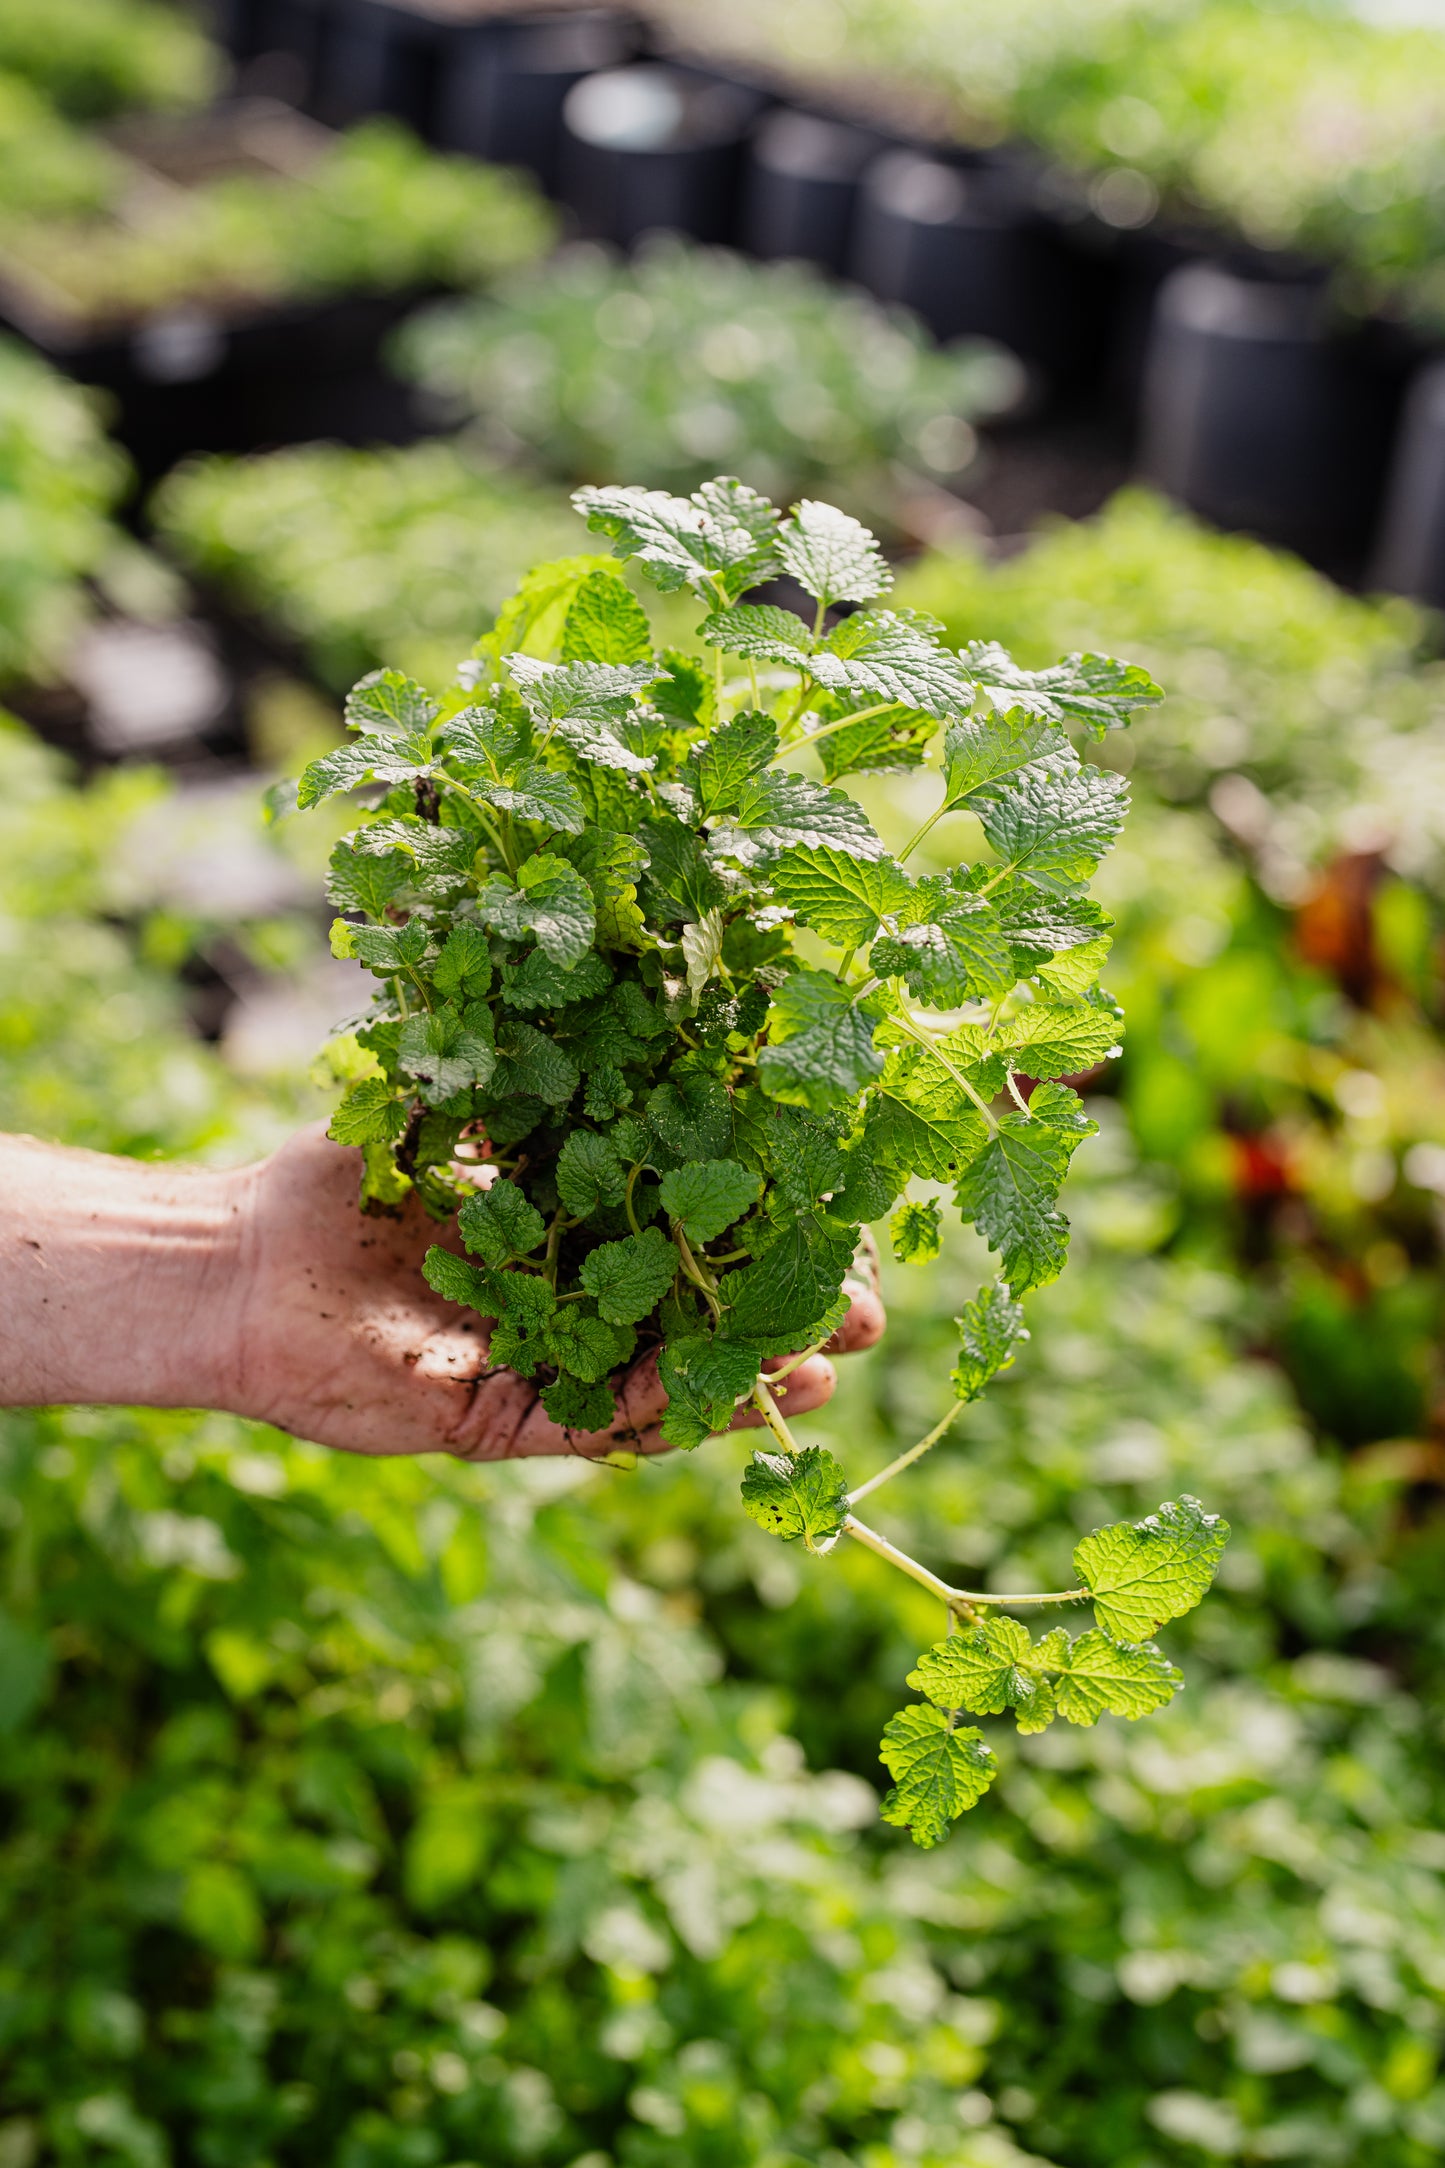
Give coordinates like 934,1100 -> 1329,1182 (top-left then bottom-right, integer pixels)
295,478 -> 1228,1846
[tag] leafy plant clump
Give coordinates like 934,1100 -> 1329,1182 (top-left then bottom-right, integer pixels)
295,476 -> 1227,1846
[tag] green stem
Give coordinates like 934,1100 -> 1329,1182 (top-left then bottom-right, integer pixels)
898,800 -> 950,866
843,1513 -> 969,1614
1005,1069 -> 1030,1116
835,946 -> 857,984
771,702 -> 899,762
764,1339 -> 827,1386
624,1163 -> 643,1239
890,1011 -> 998,1132
441,775 -> 513,872
845,1403 -> 962,1507
674,1225 -> 723,1326
750,1377 -> 800,1456
748,658 -> 760,707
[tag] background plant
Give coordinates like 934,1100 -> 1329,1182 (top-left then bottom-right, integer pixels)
0,0 -> 219,118
394,238 -> 1021,530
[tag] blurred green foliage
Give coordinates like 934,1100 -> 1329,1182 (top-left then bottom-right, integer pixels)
152,441 -> 589,695
394,239 -> 1020,528
1,116 -> 555,328
0,0 -> 219,118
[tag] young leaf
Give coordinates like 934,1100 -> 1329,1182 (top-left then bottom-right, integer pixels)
344,668 -> 438,736
721,1217 -> 856,1345
758,969 -> 884,1115
1048,1631 -> 1183,1725
910,1617 -> 1048,1721
710,772 -> 886,867
1075,1496 -> 1231,1641
327,841 -> 411,920
698,603 -> 815,665
657,1334 -> 762,1448
688,709 -> 780,817
421,1247 -> 495,1316
560,569 -> 653,665
327,1078 -> 406,1149
951,1280 -> 1027,1402
740,1445 -> 850,1546
863,1077 -> 989,1185
574,478 -> 781,602
397,1006 -> 497,1107
646,1071 -> 733,1163
809,610 -> 973,718
659,1159 -> 762,1244
538,1374 -> 616,1433
472,553 -> 614,674
994,1001 -> 1123,1081
484,1270 -> 558,1374
768,846 -> 913,949
955,1081 -> 1096,1292
579,1227 -> 678,1325
879,1706 -> 997,1848
432,925 -> 493,1004
972,750 -> 1129,897
456,1182 -> 546,1266
890,1197 -> 942,1264
555,1130 -> 628,1217
871,886 -> 1016,1006
777,499 -> 893,609
964,641 -> 1162,736
480,853 -> 595,968
942,707 -> 1066,805
542,1309 -> 634,1383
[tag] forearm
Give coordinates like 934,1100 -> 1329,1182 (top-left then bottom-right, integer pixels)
0,1135 -> 248,1411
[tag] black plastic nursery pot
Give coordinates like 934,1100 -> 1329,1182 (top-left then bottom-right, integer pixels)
557,62 -> 767,246
849,148 -> 1104,395
1,285 -> 429,489
433,10 -> 637,189
1371,357 -> 1445,607
1139,260 -> 1408,578
739,107 -> 888,274
226,0 -> 336,110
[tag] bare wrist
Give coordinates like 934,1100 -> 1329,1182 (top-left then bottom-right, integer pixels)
0,1136 -> 253,1413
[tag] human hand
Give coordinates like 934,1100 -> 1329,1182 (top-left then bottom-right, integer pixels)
221,1126 -> 886,1460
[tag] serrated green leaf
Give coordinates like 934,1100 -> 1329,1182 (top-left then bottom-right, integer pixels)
952,1280 -> 1027,1402
345,668 -> 438,736
542,1309 -> 634,1384
974,750 -> 1129,897
456,1182 -> 546,1266
501,947 -> 611,1011
441,693 -> 531,776
872,884 -> 1016,1006
657,1334 -> 762,1448
432,925 -> 493,1004
879,1706 -> 996,1848
994,1000 -> 1123,1081
777,499 -> 893,609
688,709 -> 780,817
659,1159 -> 761,1245
863,1078 -> 989,1185
637,816 -> 727,924
813,701 -> 937,783
422,1247 -> 495,1316
646,1071 -> 733,1164
483,1269 -> 558,1375
1075,1496 -> 1230,1641
538,1374 -> 617,1433
768,846 -> 913,949
345,917 -> 429,976
758,969 -> 884,1115
575,477 -> 782,602
480,852 -> 595,968
560,569 -> 654,665
698,603 -> 815,665
942,706 -> 1067,805
557,827 -> 648,951
721,1216 -> 855,1344
910,1618 -> 1044,1720
483,762 -> 588,834
326,840 -> 411,919
955,1082 -> 1095,1293
472,554 -> 615,675
506,653 -> 659,774
890,1197 -> 942,1264
712,772 -> 886,868
556,1130 -> 627,1218
1035,933 -> 1114,999
964,642 -> 1162,736
397,1005 -> 497,1108
579,1226 -> 678,1325
740,1445 -> 849,1547
327,1078 -> 406,1149
488,1021 -> 579,1106
1049,1631 -> 1183,1725
298,733 -> 431,810
809,610 -> 973,718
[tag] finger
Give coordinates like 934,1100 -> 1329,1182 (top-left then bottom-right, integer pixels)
826,1280 -> 887,1355
729,1353 -> 837,1431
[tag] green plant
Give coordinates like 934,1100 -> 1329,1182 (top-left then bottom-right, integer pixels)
152,440 -> 591,695
289,474 -> 1225,1846
0,0 -> 219,117
2,117 -> 556,326
393,236 -> 1020,527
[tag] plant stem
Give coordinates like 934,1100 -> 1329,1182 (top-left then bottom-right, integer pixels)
674,1225 -> 723,1326
750,1376 -> 800,1455
772,702 -> 899,762
843,1513 -> 966,1611
898,800 -> 950,865
890,1012 -> 998,1132
624,1163 -> 643,1239
846,1403 -> 962,1507
441,775 -> 513,872
835,946 -> 857,983
765,1339 -> 828,1386
1005,1069 -> 1031,1116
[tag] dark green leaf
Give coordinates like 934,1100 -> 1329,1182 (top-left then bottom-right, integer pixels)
711,772 -> 886,867
973,751 -> 1129,897
326,841 -> 411,919
659,1159 -> 761,1244
556,1131 -> 628,1217
456,1182 -> 546,1266
688,709 -> 780,817
579,1227 -> 678,1325
698,603 -> 815,665
768,846 -> 913,948
758,969 -> 884,1115
741,1445 -> 850,1547
951,1280 -> 1028,1402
